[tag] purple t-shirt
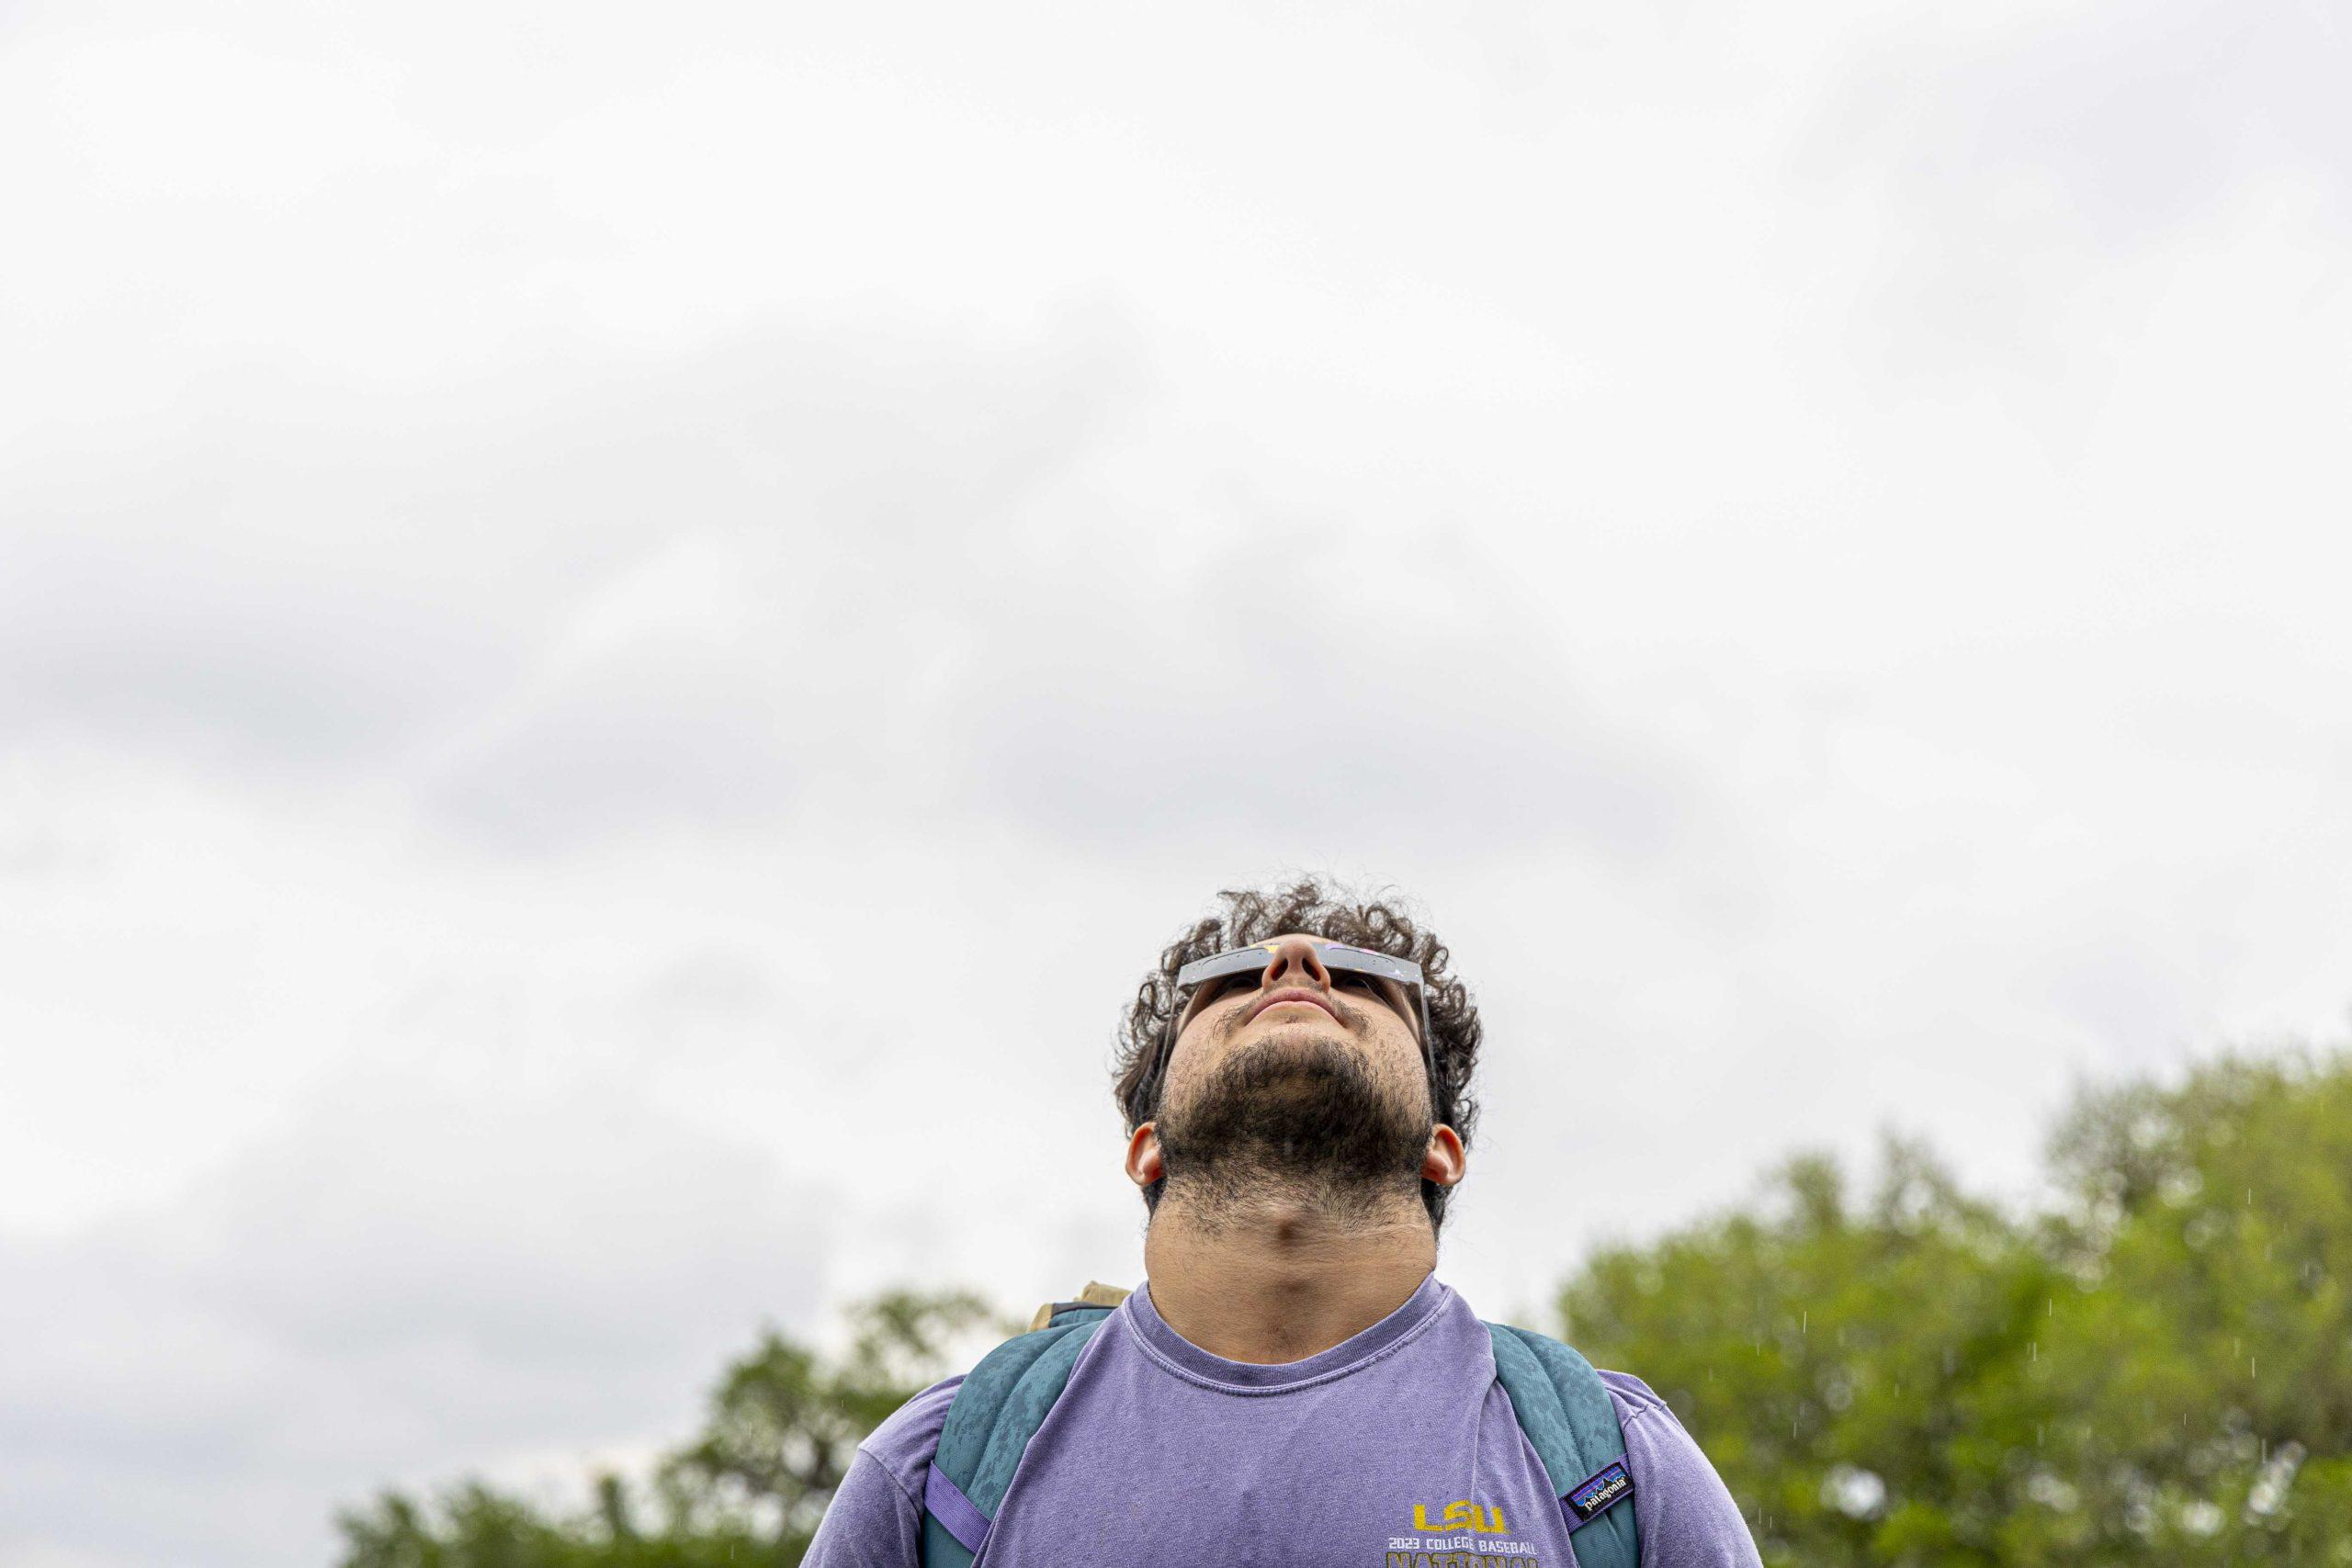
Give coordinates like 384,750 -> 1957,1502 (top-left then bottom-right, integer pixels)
805,1271 -> 1760,1567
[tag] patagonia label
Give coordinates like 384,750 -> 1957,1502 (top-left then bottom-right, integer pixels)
1564,1460 -> 1633,1525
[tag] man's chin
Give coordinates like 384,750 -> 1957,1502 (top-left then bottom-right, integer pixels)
1204,1029 -> 1354,1090
1227,1029 -> 1361,1074
1159,1034 -> 1428,1192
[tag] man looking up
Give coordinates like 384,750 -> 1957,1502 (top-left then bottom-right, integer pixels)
808,877 -> 1761,1567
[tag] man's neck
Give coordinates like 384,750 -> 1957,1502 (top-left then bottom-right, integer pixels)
1141,1185 -> 1438,1364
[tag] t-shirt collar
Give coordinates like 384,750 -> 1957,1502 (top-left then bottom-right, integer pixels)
1122,1269 -> 1452,1392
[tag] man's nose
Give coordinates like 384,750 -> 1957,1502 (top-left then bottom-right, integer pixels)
1257,936 -> 1332,992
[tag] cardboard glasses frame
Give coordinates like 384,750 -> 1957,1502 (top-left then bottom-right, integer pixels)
1141,939 -> 1440,1117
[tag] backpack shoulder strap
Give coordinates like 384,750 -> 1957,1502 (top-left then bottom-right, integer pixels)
1023,1279 -> 1131,1331
1483,1321 -> 1641,1568
919,1286 -> 1128,1568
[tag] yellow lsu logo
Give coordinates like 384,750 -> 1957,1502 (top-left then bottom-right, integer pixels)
1412,1500 -> 1508,1532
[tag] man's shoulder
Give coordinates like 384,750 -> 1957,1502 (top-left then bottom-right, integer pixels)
1592,1368 -> 1764,1565
1594,1365 -> 1707,1463
806,1377 -> 968,1566
854,1303 -> 1128,1497
854,1374 -> 967,1501
1595,1368 -> 1672,1423
1480,1323 -> 1675,1431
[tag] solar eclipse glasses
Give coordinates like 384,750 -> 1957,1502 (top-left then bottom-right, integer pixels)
1146,938 -> 1439,1114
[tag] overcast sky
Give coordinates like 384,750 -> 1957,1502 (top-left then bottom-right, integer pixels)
5,0 -> 2349,1563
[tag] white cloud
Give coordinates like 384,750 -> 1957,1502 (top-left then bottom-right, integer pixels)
0,1071 -> 828,1568
3,0 -> 2347,1562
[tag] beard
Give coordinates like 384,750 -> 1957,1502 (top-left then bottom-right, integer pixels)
1153,1027 -> 1432,1231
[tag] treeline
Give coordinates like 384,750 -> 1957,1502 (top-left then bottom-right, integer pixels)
1559,1048 -> 2352,1562
338,1290 -> 1010,1567
337,1045 -> 2352,1566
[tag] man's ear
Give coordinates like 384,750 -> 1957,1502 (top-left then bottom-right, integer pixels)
1125,1122 -> 1165,1188
1420,1123 -> 1465,1189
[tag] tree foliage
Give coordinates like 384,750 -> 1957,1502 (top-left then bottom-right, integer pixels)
334,1289 -> 1003,1568
1558,1046 -> 2352,1565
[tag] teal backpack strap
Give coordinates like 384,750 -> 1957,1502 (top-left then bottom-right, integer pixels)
920,1303 -> 1117,1568
1484,1322 -> 1641,1568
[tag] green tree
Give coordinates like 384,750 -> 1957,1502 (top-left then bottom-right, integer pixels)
1557,1045 -> 2352,1566
2021,1048 -> 2352,1564
334,1289 -> 1006,1568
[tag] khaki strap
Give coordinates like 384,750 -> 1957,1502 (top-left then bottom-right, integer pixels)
1026,1280 -> 1131,1331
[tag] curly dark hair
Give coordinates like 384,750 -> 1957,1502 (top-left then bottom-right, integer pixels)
1111,875 -> 1484,1235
